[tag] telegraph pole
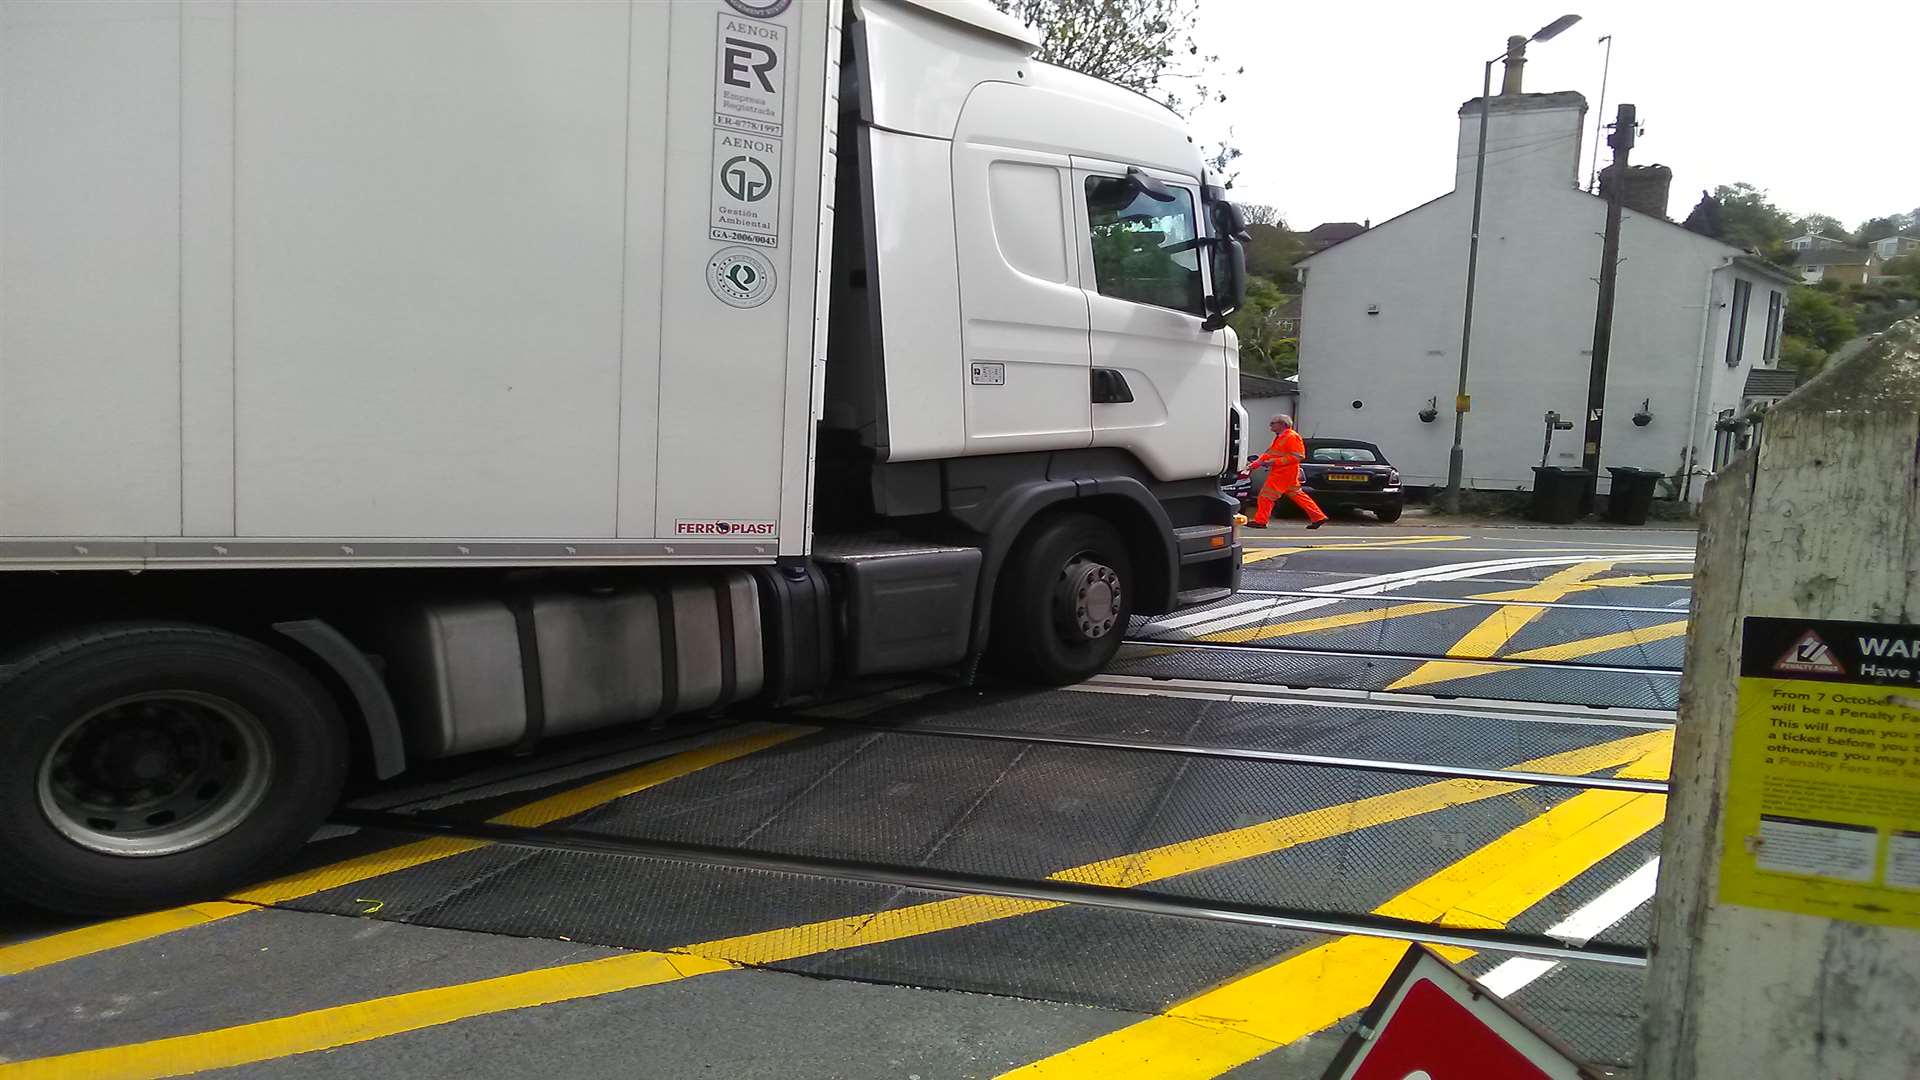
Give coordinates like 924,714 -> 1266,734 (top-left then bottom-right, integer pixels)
1581,102 -> 1633,512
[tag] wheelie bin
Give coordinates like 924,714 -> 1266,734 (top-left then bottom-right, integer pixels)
1530,466 -> 1590,524
1605,466 -> 1664,526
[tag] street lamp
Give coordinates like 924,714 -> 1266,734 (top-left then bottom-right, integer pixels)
1441,14 -> 1582,513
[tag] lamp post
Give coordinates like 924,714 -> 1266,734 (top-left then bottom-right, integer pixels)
1441,14 -> 1582,513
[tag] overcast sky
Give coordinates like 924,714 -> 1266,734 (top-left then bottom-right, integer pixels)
1186,0 -> 1919,232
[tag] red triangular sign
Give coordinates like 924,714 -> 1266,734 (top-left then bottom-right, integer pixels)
1774,630 -> 1845,674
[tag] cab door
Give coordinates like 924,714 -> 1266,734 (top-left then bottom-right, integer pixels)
1071,158 -> 1229,480
952,134 -> 1091,455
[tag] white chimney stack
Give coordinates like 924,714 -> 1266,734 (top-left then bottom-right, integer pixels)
1456,90 -> 1588,194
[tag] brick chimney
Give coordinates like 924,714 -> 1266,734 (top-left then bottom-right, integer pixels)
1599,163 -> 1674,219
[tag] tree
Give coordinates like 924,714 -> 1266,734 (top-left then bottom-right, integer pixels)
1239,203 -> 1285,228
1856,213 -> 1915,244
1710,183 -> 1794,255
1882,253 -> 1920,281
1792,214 -> 1850,242
1783,286 -> 1857,352
991,0 -> 1234,116
1228,277 -> 1297,378
1242,222 -> 1304,283
1778,335 -> 1827,377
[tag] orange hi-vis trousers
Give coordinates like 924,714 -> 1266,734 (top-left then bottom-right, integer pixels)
1249,430 -> 1328,526
1253,482 -> 1326,526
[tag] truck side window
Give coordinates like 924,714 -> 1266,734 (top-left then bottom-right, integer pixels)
1084,176 -> 1204,316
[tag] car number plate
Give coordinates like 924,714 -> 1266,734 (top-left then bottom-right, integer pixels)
1327,472 -> 1369,482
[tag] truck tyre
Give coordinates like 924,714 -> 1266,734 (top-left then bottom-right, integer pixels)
993,513 -> 1134,685
0,624 -> 348,914
1375,504 -> 1403,523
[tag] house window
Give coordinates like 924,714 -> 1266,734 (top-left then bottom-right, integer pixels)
1083,176 -> 1205,316
1763,289 -> 1783,362
1725,279 -> 1751,367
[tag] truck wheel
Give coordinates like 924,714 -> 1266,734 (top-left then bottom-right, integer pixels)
994,513 -> 1134,685
0,624 -> 348,914
1375,504 -> 1403,523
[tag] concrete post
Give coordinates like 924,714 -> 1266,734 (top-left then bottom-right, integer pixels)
1643,320 -> 1920,1078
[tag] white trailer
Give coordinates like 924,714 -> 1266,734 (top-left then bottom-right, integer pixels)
0,0 -> 1249,912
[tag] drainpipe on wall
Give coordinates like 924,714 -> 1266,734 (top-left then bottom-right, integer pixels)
1680,257 -> 1734,501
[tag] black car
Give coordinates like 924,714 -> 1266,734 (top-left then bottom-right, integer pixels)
1226,438 -> 1405,522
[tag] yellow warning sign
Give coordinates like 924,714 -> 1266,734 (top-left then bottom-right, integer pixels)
1720,617 -> 1920,928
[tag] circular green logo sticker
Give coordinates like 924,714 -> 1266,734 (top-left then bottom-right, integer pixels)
707,247 -> 777,309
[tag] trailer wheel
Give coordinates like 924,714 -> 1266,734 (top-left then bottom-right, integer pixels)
993,513 -> 1134,685
0,624 -> 348,914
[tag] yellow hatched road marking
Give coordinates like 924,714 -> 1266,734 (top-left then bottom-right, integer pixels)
0,726 -> 812,976
1432,562 -> 1617,660
1473,571 -> 1694,600
1508,619 -> 1689,663
1386,618 -> 1690,691
0,732 -> 1672,1078
1198,563 -> 1691,650
996,747 -> 1674,1078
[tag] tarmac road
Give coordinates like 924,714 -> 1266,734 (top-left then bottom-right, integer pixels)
0,522 -> 1696,1079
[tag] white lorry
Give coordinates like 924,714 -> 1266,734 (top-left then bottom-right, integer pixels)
0,0 -> 1248,912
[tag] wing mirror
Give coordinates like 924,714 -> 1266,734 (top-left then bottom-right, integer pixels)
1202,198 -> 1250,331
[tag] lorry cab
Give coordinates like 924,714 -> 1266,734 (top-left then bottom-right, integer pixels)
818,0 -> 1248,669
824,0 -> 1245,479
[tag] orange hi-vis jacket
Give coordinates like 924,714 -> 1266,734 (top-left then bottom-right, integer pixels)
1251,429 -> 1307,493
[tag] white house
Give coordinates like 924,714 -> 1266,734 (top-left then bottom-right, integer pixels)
1794,247 -> 1875,286
1295,77 -> 1799,502
1785,231 -> 1847,252
1868,234 -> 1920,260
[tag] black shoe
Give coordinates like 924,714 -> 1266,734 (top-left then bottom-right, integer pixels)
1246,521 -> 1268,529
1306,519 -> 1325,530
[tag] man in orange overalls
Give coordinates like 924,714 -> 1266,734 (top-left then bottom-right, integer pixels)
1244,414 -> 1327,529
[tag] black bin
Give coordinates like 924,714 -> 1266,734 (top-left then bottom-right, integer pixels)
1530,467 -> 1590,524
1605,467 -> 1663,526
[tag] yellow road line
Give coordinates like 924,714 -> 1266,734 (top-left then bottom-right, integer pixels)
998,747 -> 1673,1078
1197,601 -> 1463,645
0,903 -> 257,979
0,726 -> 812,976
2,731 -> 1671,1078
0,950 -> 738,1080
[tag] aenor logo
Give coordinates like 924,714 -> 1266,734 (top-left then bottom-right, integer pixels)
675,520 -> 777,537
1775,630 -> 1846,675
